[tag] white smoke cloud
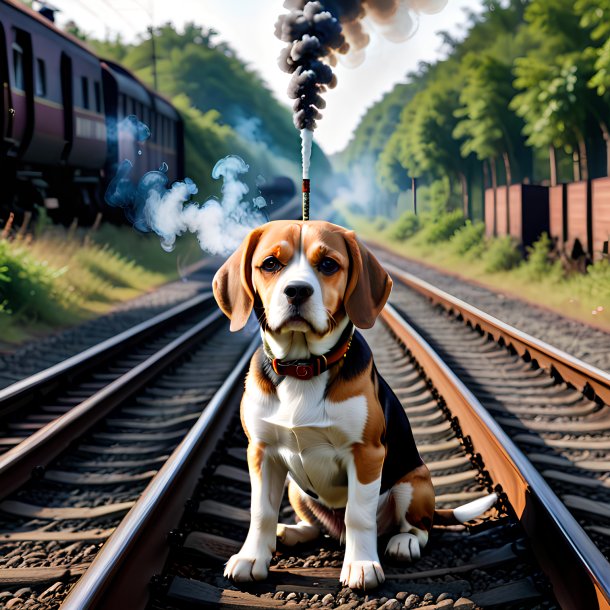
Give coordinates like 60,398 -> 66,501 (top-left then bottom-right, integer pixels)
106,155 -> 268,256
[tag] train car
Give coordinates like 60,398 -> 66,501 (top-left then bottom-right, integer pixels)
0,0 -> 106,221
149,91 -> 183,183
0,0 -> 184,226
483,184 -> 549,250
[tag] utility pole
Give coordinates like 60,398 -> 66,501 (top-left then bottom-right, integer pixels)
412,176 -> 417,215
149,24 -> 158,91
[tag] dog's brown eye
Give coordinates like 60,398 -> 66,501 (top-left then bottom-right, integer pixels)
261,256 -> 283,272
318,257 -> 339,275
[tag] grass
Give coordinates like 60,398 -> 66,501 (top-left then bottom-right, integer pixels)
0,220 -> 203,346
336,200 -> 610,331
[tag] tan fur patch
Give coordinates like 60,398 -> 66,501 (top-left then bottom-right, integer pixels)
288,479 -> 316,524
398,465 -> 435,532
247,441 -> 267,479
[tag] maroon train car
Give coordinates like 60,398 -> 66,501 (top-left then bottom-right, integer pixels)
0,0 -> 184,224
554,179 -> 610,260
0,0 -> 106,219
484,184 -> 549,249
101,61 -> 183,186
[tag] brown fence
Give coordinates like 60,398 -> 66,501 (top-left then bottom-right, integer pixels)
549,184 -> 567,248
484,188 -> 495,238
484,184 -> 548,248
566,180 -> 590,257
591,178 -> 610,260
484,180 -> 609,260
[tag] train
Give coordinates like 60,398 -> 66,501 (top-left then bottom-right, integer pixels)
0,0 -> 184,225
484,181 -> 610,262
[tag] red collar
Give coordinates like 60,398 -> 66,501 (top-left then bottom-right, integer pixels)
265,326 -> 353,381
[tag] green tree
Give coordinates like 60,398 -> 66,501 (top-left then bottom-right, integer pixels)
510,0 -> 602,182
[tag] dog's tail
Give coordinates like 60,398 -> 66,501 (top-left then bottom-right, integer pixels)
433,492 -> 498,526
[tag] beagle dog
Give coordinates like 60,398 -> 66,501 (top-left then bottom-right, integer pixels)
213,220 -> 495,590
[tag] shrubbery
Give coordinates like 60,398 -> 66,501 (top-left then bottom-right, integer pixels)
450,221 -> 486,257
417,210 -> 465,244
0,239 -> 67,324
484,236 -> 522,272
390,212 -> 420,240
519,233 -> 563,282
0,224 -> 199,341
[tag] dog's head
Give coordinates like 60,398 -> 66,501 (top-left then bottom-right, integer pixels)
213,220 -> 392,336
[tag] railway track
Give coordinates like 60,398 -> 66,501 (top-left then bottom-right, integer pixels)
1,222 -> 608,609
376,260 -> 610,569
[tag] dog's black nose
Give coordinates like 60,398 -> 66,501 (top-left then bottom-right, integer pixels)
284,282 -> 314,306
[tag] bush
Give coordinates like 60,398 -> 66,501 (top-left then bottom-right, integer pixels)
0,239 -> 69,324
390,212 -> 420,241
451,221 -> 485,257
484,236 -> 522,272
520,233 -> 563,282
418,210 -> 465,244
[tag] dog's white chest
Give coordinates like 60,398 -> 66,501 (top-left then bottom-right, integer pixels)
245,376 -> 368,507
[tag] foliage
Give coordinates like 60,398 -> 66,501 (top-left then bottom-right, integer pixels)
417,210 -> 465,244
519,232 -> 564,281
390,212 -> 420,241
0,224 -> 200,342
450,221 -> 486,258
0,239 -> 66,324
484,236 -> 522,272
337,0 -> 610,218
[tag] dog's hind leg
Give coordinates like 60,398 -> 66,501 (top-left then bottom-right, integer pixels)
277,479 -> 321,546
385,465 -> 434,562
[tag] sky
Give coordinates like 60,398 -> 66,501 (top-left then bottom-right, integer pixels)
49,0 -> 484,154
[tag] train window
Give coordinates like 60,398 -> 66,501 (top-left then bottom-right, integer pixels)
131,98 -> 137,115
35,59 -> 47,97
12,43 -> 24,90
94,81 -> 102,113
81,76 -> 89,109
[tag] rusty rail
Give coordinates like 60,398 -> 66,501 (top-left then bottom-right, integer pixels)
381,303 -> 610,610
384,262 -> 610,406
60,334 -> 259,610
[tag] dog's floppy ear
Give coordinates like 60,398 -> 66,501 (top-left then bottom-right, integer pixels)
213,228 -> 262,332
343,230 -> 392,329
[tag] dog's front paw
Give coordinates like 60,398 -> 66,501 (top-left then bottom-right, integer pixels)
224,553 -> 270,582
385,532 -> 422,561
340,560 -> 385,590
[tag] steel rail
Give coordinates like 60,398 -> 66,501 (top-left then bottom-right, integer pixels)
0,291 -> 215,415
0,308 -> 225,499
61,333 -> 260,610
382,303 -> 610,610
384,261 -> 610,406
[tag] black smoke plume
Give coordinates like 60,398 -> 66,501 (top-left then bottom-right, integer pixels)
276,0 -> 447,133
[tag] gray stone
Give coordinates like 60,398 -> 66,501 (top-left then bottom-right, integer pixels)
322,594 -> 335,606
